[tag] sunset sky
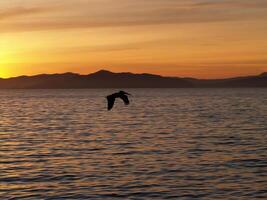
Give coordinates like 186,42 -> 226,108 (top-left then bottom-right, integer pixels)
1,0 -> 267,78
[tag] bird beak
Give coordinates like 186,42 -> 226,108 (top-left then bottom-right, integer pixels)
125,92 -> 132,96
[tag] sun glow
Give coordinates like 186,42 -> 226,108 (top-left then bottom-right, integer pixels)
0,54 -> 11,78
0,36 -> 14,78
0,69 -> 10,78
0,68 -> 10,78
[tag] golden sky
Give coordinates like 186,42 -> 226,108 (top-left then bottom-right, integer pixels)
1,0 -> 267,78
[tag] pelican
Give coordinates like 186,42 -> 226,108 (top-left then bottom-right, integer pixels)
106,91 -> 131,110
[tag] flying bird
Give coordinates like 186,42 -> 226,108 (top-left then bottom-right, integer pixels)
106,91 -> 131,110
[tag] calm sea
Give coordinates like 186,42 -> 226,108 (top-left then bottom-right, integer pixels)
0,89 -> 266,199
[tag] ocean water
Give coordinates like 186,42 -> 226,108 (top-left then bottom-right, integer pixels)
0,89 -> 266,200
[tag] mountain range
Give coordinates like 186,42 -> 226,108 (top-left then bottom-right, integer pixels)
0,70 -> 267,89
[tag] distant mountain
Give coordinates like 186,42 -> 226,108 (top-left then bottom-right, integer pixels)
0,70 -> 267,89
260,72 -> 267,77
188,73 -> 267,88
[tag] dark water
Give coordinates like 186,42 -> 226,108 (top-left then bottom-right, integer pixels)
0,89 -> 266,199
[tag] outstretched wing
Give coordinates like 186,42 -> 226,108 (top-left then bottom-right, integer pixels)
106,96 -> 116,110
119,94 -> 130,105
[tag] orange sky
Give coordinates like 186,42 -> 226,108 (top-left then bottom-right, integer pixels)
1,0 -> 267,78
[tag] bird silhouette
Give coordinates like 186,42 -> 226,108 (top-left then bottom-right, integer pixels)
106,91 -> 131,110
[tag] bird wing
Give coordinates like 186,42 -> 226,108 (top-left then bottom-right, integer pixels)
120,94 -> 130,105
106,96 -> 116,110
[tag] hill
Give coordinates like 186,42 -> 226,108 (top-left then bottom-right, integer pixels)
0,70 -> 267,89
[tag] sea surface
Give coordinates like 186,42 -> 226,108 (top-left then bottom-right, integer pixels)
0,89 -> 266,200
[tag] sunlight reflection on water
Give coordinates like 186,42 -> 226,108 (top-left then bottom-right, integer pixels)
0,89 -> 267,199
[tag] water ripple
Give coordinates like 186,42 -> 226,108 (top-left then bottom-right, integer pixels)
0,89 -> 267,199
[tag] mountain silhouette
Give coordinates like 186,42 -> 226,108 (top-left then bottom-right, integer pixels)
0,70 -> 267,89
260,72 -> 267,77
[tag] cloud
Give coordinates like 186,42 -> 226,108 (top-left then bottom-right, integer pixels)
1,0 -> 267,33
0,6 -> 51,20
192,0 -> 267,9
16,37 -> 179,56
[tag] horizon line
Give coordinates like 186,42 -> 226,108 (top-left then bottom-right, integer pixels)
0,69 -> 265,80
